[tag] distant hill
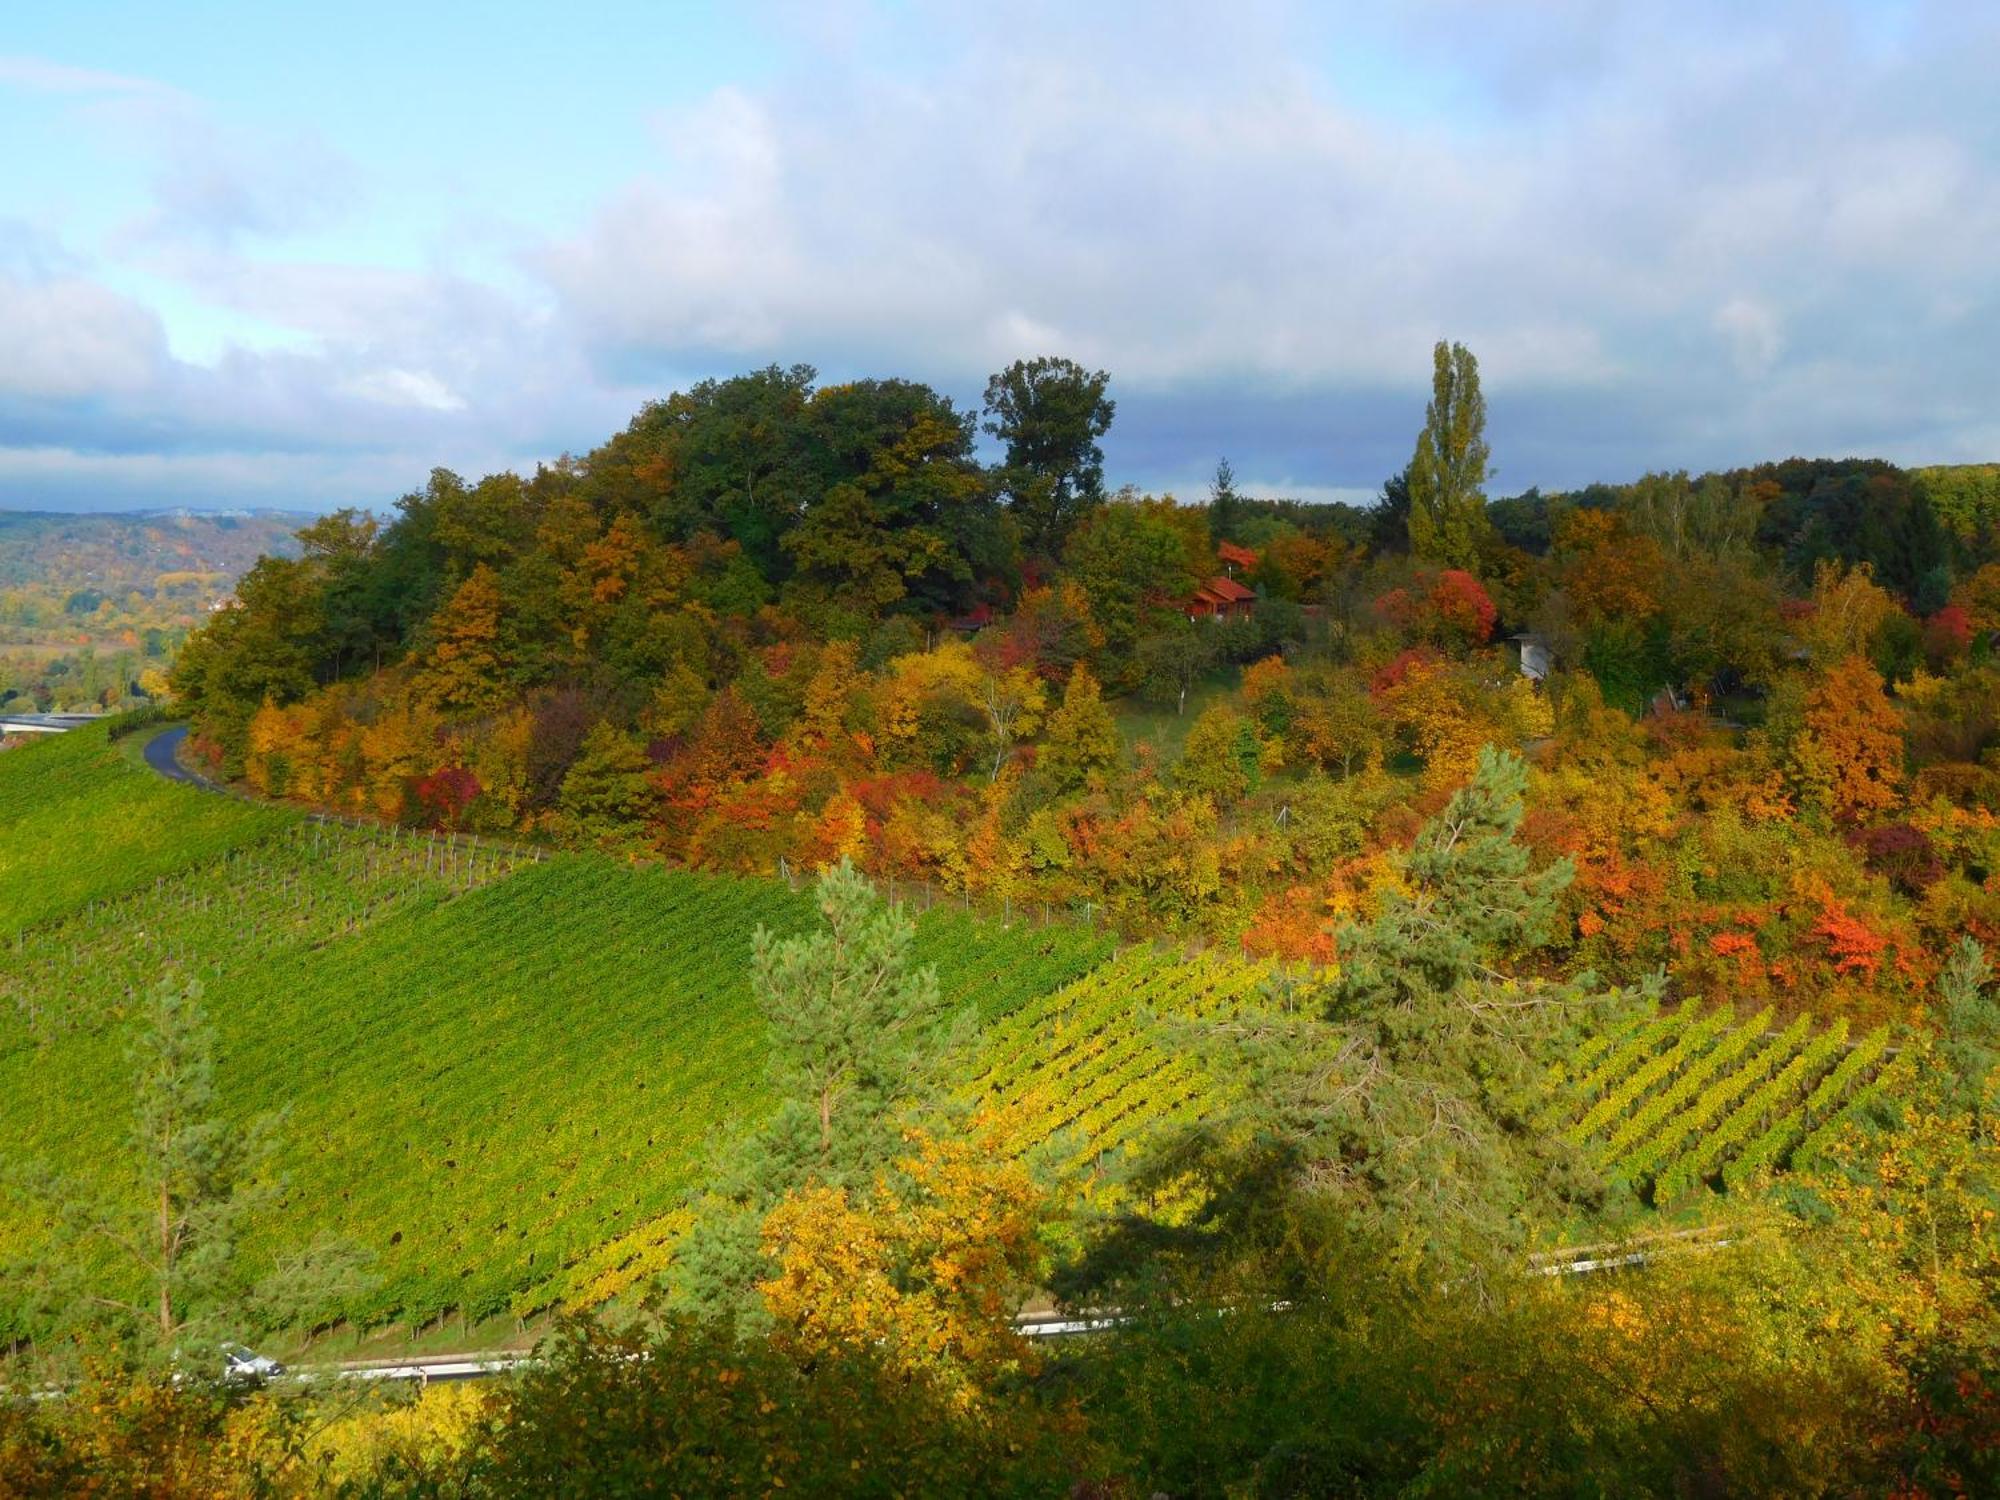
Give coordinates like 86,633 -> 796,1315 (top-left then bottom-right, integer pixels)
0,509 -> 307,594
0,509 -> 310,712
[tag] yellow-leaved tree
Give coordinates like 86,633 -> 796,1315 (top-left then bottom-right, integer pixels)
1038,662 -> 1120,792
415,564 -> 508,715
758,1126 -> 1050,1412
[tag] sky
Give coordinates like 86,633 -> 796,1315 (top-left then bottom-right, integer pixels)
2,0 -> 1996,515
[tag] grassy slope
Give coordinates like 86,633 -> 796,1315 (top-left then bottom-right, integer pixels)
0,722 -> 290,937
0,730 -> 1116,1333
1115,674 -> 1237,763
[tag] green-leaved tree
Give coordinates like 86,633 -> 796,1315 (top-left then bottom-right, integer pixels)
1406,341 -> 1494,571
555,721 -> 661,848
983,356 -> 1115,558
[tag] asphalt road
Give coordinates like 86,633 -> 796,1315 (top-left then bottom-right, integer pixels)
143,724 -> 209,786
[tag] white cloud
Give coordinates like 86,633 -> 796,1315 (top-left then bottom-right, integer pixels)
523,2 -> 2000,487
1714,298 -> 1783,377
0,272 -> 165,397
0,54 -> 180,99
338,368 -> 467,413
5,3 -> 2000,511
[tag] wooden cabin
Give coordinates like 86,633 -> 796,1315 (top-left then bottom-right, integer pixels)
1187,575 -> 1257,621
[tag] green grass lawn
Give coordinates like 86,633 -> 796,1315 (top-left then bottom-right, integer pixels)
1114,672 -> 1239,764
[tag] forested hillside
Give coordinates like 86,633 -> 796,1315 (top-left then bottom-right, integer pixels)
170,351 -> 2000,1001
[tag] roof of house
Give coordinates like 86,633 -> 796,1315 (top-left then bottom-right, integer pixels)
1216,541 -> 1259,570
1195,575 -> 1256,605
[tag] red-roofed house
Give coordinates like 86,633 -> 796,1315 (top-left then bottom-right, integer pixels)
1187,574 -> 1256,621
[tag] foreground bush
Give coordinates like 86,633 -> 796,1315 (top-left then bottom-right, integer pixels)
374,1314 -> 1090,1498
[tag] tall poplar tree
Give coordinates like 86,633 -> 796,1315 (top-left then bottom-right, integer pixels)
1406,341 -> 1494,571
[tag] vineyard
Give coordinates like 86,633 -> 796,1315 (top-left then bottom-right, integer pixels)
1546,999 -> 1906,1204
969,947 -> 1265,1181
2,820 -> 534,1040
961,953 -> 1914,1221
0,722 -> 290,936
0,836 -> 1114,1336
0,720 -> 1925,1350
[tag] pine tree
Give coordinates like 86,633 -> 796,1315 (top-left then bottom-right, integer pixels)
1327,746 -> 1570,1017
757,861 -> 953,1166
1406,341 -> 1494,571
1169,749 -> 1644,1285
4,981 -> 371,1366
672,861 -> 964,1318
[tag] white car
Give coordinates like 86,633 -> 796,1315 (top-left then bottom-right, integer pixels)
172,1343 -> 284,1386
220,1343 -> 284,1383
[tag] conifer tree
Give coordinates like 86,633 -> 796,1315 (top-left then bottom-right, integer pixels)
1208,457 -> 1244,544
4,981 -> 370,1365
672,861 -> 964,1318
1118,748 -> 1647,1292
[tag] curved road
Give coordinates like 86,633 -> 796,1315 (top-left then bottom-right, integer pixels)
143,724 -> 213,787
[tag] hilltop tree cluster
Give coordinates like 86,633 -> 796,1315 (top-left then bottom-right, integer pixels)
162,351 -> 2000,1024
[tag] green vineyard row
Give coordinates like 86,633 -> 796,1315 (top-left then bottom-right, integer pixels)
1549,1002 -> 1896,1203
2,820 -> 531,1040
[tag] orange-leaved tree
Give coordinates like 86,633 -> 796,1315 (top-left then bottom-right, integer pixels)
1791,654 -> 1906,825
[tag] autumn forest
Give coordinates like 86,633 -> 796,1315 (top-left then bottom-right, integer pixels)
176,349 -> 2000,1013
